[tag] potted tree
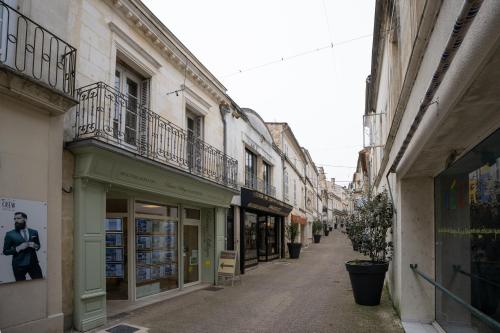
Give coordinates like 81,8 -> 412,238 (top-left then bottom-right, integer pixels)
345,190 -> 393,306
285,222 -> 302,259
312,220 -> 323,243
324,223 -> 330,236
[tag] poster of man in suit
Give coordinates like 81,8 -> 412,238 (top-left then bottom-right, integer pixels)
0,198 -> 47,283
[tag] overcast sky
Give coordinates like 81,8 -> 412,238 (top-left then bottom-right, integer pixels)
143,0 -> 375,185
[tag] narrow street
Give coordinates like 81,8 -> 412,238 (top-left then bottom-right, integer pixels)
101,232 -> 403,333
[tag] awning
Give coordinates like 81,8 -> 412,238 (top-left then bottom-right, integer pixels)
291,214 -> 307,225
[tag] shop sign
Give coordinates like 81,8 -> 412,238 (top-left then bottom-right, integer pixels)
218,250 -> 237,277
241,188 -> 293,216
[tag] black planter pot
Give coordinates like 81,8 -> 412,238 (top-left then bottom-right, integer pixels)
334,224 -> 338,229
345,260 -> 389,306
324,230 -> 330,236
287,242 -> 302,259
313,234 -> 321,243
329,227 -> 333,231
340,224 -> 344,228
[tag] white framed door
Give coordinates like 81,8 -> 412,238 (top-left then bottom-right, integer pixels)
182,207 -> 201,287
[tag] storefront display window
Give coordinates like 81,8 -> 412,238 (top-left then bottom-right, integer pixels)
436,129 -> 500,332
135,202 -> 179,298
244,212 -> 258,267
105,198 -> 128,300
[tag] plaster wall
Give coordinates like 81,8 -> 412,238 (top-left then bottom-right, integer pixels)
0,94 -> 64,332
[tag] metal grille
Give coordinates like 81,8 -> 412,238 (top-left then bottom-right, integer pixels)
73,82 -> 238,189
0,1 -> 77,96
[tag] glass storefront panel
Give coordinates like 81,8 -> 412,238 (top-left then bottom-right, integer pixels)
267,217 -> 278,260
436,129 -> 500,332
244,212 -> 258,266
135,202 -> 179,298
183,224 -> 199,284
105,199 -> 128,300
258,216 -> 267,261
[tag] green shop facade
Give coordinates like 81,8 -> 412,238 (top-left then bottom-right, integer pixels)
66,139 -> 238,331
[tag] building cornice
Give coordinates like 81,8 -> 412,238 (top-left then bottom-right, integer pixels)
108,0 -> 229,104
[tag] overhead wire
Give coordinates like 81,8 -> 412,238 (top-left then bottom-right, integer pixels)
222,28 -> 393,78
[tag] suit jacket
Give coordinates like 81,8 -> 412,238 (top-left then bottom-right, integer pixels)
2,228 -> 40,268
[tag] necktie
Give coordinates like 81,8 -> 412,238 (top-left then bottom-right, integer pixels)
23,230 -> 28,242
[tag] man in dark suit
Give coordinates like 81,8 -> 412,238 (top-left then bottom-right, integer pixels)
2,212 -> 43,281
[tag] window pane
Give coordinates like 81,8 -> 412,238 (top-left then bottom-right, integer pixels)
136,219 -> 178,297
185,208 -> 200,220
136,201 -> 167,216
436,129 -> 500,333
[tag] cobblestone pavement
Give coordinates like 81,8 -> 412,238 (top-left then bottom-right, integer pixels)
103,231 -> 404,333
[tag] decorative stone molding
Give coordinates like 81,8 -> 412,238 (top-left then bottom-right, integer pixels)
0,65 -> 78,115
108,0 -> 229,105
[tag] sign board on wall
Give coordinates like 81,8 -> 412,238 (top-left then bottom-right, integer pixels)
0,198 -> 47,284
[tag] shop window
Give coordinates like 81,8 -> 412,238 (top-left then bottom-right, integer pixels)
135,201 -> 178,298
105,198 -> 128,300
435,129 -> 500,332
226,207 -> 235,251
244,212 -> 258,267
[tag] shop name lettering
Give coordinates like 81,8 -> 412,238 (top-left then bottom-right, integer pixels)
253,192 -> 285,207
1,199 -> 16,211
438,227 -> 500,236
119,172 -> 155,184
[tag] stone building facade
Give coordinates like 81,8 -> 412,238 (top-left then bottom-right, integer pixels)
365,1 -> 500,331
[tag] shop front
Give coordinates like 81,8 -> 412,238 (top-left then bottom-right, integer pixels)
67,144 -> 236,331
435,128 -> 500,333
240,188 -> 292,273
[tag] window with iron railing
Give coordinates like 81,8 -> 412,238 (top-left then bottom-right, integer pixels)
72,81 -> 238,189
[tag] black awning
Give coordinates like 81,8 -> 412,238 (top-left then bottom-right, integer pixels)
241,188 -> 293,216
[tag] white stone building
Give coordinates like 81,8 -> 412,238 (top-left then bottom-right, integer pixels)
267,123 -> 309,245
366,0 -> 500,331
225,107 -> 292,273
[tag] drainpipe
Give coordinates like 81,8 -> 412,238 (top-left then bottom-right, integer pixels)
219,103 -> 230,185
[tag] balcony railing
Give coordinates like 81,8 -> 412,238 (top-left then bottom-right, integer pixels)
0,1 -> 76,96
72,82 -> 238,189
245,172 -> 277,197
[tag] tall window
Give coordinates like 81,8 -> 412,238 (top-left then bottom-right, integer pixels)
284,170 -> 289,201
186,110 -> 203,172
245,149 -> 256,188
114,63 -> 150,148
263,162 -> 271,194
293,179 -> 297,205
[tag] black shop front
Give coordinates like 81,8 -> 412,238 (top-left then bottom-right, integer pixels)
240,188 -> 293,273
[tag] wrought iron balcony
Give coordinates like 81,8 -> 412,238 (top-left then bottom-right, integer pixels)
244,172 -> 277,197
0,1 -> 76,96
72,82 -> 238,189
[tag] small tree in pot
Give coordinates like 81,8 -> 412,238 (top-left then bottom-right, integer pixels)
345,190 -> 393,306
324,223 -> 330,236
285,222 -> 301,259
312,220 -> 323,243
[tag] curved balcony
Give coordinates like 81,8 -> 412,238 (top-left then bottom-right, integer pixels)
71,82 -> 238,189
0,1 -> 76,97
